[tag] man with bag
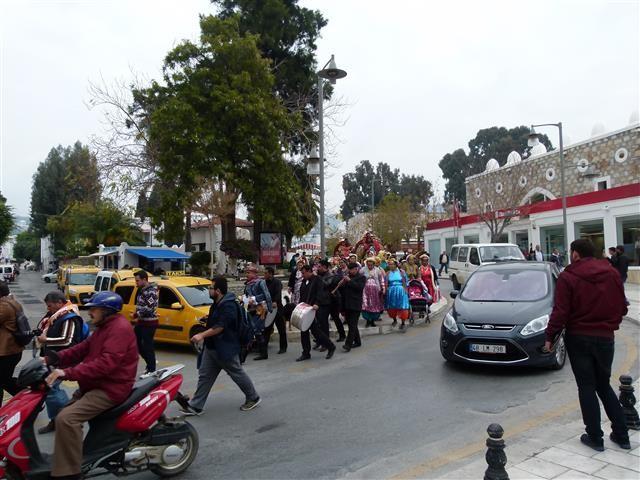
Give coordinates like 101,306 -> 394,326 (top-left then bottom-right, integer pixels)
0,281 -> 25,406
35,290 -> 86,434
182,275 -> 261,415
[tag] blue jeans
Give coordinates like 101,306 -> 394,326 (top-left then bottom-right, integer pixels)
46,381 -> 69,420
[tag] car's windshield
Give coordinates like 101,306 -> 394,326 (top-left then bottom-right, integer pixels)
68,273 -> 97,286
178,285 -> 214,307
461,269 -> 549,302
479,245 -> 525,262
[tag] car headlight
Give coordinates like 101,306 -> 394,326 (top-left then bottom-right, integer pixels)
520,314 -> 549,336
443,311 -> 459,334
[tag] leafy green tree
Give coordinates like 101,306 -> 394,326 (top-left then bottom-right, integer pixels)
373,194 -> 415,251
142,15 -> 304,249
439,126 -> 553,211
213,0 -> 328,153
0,193 -> 14,248
47,200 -> 143,256
340,161 -> 432,221
30,142 -> 101,237
13,231 -> 41,262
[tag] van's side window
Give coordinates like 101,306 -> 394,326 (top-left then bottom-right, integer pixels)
101,277 -> 110,292
158,287 -> 180,309
115,286 -> 134,304
450,247 -> 459,261
93,277 -> 101,291
469,248 -> 480,266
458,247 -> 469,262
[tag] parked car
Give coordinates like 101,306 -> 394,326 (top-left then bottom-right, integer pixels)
115,275 -> 212,350
63,266 -> 100,306
448,243 -> 525,290
42,270 -> 58,283
0,265 -> 16,283
440,261 -> 565,369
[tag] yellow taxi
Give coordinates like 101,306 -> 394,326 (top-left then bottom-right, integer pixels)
115,275 -> 213,347
63,266 -> 100,306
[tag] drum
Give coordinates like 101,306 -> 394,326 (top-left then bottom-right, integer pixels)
264,307 -> 277,328
290,303 -> 315,332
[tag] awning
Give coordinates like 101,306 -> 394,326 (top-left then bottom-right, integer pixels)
126,248 -> 190,261
89,251 -> 118,257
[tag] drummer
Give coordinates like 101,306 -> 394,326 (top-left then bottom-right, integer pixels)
295,265 -> 336,362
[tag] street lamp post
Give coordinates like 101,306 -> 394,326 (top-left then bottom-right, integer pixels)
529,123 -> 567,256
315,55 -> 347,258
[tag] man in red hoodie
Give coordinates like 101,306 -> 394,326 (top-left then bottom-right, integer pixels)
44,292 -> 138,479
545,238 -> 630,452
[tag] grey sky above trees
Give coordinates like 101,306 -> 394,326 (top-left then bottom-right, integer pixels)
1,0 -> 637,216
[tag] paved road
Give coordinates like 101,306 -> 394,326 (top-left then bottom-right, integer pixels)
7,272 -> 639,479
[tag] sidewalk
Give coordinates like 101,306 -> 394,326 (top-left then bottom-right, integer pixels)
437,384 -> 640,480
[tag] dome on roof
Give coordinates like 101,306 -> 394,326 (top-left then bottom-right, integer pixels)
591,123 -> 606,137
485,158 -> 500,172
506,151 -> 522,166
630,110 -> 639,125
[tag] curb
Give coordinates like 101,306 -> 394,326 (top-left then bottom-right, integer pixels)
277,297 -> 449,342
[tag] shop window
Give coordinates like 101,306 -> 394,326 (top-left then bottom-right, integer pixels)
593,176 -> 611,192
463,234 -> 479,244
616,216 -> 640,266
575,220 -> 605,258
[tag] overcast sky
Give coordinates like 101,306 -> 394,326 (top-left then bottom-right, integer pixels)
1,0 -> 638,217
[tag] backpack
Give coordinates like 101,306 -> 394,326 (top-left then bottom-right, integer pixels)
234,300 -> 255,347
7,302 -> 33,347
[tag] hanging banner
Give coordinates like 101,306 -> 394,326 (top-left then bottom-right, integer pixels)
259,232 -> 282,265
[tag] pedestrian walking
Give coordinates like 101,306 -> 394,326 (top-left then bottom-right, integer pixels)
288,258 -> 306,304
263,266 -> 287,355
296,265 -> 336,361
438,251 -> 449,277
0,281 -> 24,407
615,245 -> 630,305
544,238 -> 630,452
184,276 -> 261,415
385,259 -> 410,330
340,263 -> 366,352
35,291 -> 86,434
360,257 -> 386,327
534,244 -> 544,262
550,248 -> 563,269
133,270 -> 159,373
418,254 -> 437,302
244,265 -> 272,361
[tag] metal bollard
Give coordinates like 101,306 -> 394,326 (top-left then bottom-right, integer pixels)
618,375 -> 640,430
484,423 -> 509,480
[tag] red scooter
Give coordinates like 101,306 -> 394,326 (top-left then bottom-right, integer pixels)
0,358 -> 199,479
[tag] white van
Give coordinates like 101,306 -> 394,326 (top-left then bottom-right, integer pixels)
93,269 -> 139,294
1,265 -> 15,283
448,243 -> 525,289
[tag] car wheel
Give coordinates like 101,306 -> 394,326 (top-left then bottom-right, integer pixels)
451,275 -> 461,291
549,334 -> 566,370
44,277 -> 51,283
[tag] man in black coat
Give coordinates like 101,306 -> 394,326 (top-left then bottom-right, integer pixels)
297,265 -> 336,362
263,267 -> 287,355
340,263 -> 366,352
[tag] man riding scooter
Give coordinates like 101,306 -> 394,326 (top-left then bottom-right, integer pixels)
43,292 -> 138,480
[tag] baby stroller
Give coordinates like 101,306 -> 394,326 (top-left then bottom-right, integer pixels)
407,279 -> 432,324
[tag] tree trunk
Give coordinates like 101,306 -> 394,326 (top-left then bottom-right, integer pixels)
217,210 -> 237,275
184,210 -> 192,252
209,223 -> 215,277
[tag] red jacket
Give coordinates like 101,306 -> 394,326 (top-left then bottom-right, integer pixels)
57,313 -> 139,404
546,257 -> 628,342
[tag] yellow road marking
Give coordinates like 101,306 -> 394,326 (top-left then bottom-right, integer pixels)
389,333 -> 639,479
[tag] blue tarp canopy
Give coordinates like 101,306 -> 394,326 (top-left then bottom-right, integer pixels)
127,248 -> 189,261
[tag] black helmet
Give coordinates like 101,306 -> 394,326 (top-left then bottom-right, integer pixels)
17,358 -> 49,389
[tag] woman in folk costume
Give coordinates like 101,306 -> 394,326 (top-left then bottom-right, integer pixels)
287,257 -> 307,304
360,257 -> 386,327
405,254 -> 419,280
385,259 -> 410,330
418,254 -> 438,302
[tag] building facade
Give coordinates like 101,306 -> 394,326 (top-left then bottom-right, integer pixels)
425,124 -> 640,282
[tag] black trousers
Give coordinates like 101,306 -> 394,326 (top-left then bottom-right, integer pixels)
301,315 -> 334,355
134,324 -> 157,372
344,309 -> 362,348
264,309 -> 287,352
330,303 -> 346,338
316,305 -> 331,338
566,334 -> 628,440
0,353 -> 22,406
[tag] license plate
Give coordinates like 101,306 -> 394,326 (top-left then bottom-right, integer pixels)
470,344 -> 506,354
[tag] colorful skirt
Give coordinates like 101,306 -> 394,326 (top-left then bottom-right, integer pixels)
362,278 -> 384,313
